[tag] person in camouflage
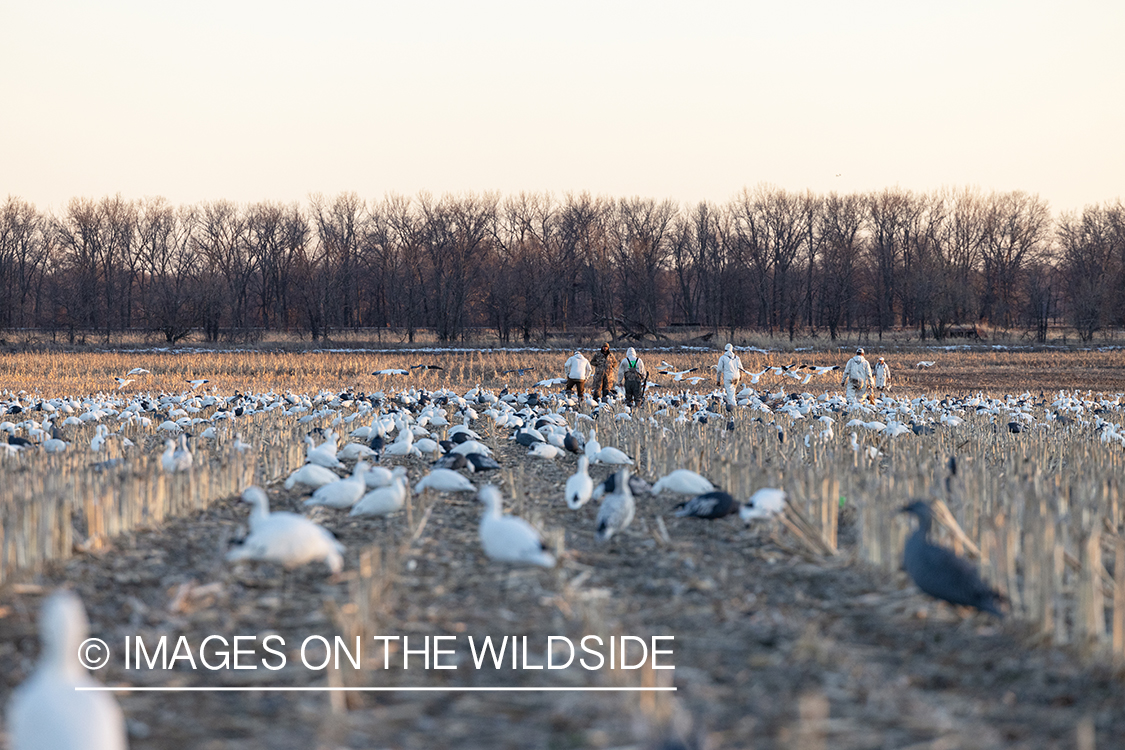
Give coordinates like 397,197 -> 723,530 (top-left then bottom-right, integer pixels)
590,343 -> 617,400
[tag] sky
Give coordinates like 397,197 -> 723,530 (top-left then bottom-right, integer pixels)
1,1 -> 1122,216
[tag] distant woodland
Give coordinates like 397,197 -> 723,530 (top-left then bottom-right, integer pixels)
1,187 -> 1122,345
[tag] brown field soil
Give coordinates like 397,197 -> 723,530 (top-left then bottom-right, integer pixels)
1,350 -> 1123,748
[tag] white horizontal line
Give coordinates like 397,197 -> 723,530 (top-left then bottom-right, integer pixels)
76,686 -> 676,692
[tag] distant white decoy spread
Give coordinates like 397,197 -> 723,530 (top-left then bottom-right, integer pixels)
7,590 -> 128,750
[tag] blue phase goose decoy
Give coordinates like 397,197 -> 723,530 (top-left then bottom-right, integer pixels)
900,501 -> 1003,617
673,490 -> 738,519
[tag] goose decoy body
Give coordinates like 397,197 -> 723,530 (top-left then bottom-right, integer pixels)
596,469 -> 636,542
900,501 -> 1003,617
7,590 -> 128,750
227,487 -> 344,573
477,485 -> 555,567
673,491 -> 738,519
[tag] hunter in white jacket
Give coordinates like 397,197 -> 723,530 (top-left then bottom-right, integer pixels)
716,344 -> 743,405
563,351 -> 593,398
841,348 -> 875,402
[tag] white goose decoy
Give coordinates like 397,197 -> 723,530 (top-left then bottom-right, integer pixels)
596,469 -> 635,542
89,425 -> 110,452
283,462 -> 340,491
477,485 -> 556,567
351,467 -> 410,516
232,433 -> 252,453
565,455 -> 594,509
584,428 -> 601,458
362,465 -> 397,489
650,469 -> 715,496
592,444 -> 634,466
739,488 -> 787,523
227,487 -> 344,573
528,442 -> 563,459
304,462 -> 369,509
413,468 -> 475,494
304,435 -> 341,468
160,435 -> 193,473
336,442 -> 377,461
7,590 -> 128,750
384,428 -> 421,457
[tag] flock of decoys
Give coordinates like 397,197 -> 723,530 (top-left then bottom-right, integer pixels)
2,358 -> 1124,749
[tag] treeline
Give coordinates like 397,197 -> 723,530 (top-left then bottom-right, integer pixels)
0,187 -> 1122,344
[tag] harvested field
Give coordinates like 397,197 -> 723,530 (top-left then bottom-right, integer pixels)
1,346 -> 1124,749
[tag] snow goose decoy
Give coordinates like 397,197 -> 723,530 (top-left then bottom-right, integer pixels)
565,455 -> 594,509
596,469 -> 636,542
650,469 -> 715,496
351,467 -> 409,516
900,501 -> 1003,616
739,487 -> 787,523
283,462 -> 340,492
413,468 -> 475,494
227,487 -> 344,573
592,444 -> 634,466
673,490 -> 739,519
161,435 -> 193,473
477,485 -> 555,567
304,462 -> 370,509
7,590 -> 128,750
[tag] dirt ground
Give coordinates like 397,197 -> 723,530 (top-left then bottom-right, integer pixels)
2,433 -> 1123,750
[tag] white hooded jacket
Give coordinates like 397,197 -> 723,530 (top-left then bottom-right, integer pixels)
716,344 -> 742,382
842,355 -> 874,386
564,351 -> 592,380
617,348 -> 647,381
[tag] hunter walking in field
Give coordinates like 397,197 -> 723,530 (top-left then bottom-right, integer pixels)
590,343 -> 618,401
617,347 -> 648,408
563,350 -> 593,399
875,356 -> 891,394
715,343 -> 743,406
841,348 -> 876,403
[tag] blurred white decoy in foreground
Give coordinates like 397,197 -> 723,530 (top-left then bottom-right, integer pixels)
477,485 -> 555,567
7,589 -> 128,750
227,487 -> 344,573
739,488 -> 787,523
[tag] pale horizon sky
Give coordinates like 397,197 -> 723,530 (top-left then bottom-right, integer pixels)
2,1 -> 1122,216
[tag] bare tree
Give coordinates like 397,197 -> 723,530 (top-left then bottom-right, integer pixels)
979,191 -> 1050,330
